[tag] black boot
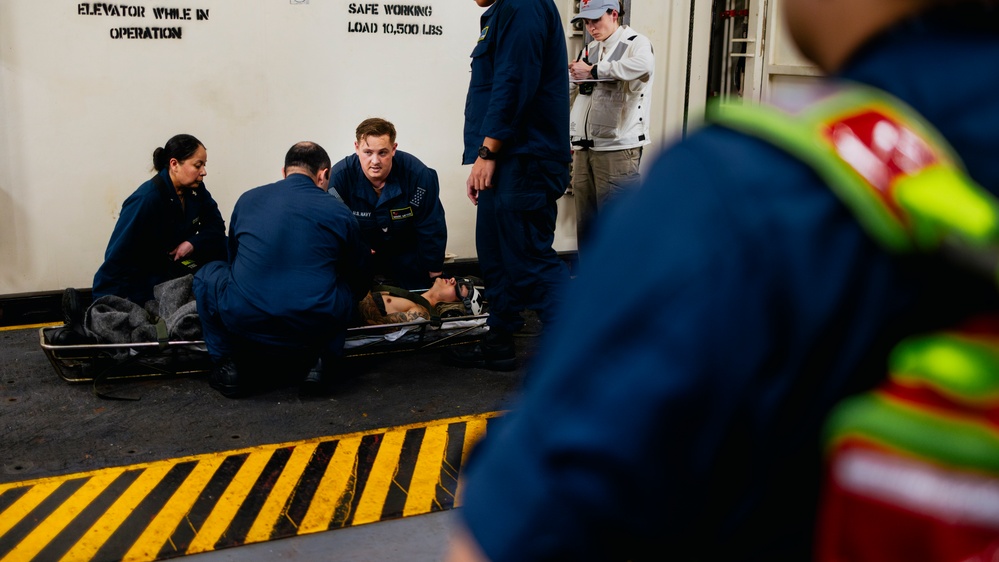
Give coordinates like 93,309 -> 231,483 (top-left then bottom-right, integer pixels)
209,357 -> 242,398
443,329 -> 517,371
50,288 -> 97,345
62,287 -> 84,326
300,356 -> 336,396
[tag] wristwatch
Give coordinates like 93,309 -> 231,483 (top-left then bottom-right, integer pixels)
478,145 -> 498,160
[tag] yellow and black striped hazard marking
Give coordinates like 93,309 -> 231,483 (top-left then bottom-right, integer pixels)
0,412 -> 504,561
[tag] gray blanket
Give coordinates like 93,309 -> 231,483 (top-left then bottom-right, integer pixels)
84,275 -> 202,343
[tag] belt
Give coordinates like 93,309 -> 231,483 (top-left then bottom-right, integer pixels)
572,136 -> 647,151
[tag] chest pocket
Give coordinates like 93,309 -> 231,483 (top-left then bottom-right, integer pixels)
469,23 -> 494,88
588,85 -> 628,138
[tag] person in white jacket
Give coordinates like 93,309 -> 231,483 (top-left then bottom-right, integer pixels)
568,0 -> 654,250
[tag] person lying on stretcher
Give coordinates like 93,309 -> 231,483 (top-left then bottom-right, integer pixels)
48,274 -> 485,347
356,276 -> 484,327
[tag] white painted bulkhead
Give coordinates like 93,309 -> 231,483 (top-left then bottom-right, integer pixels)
0,0 -> 813,296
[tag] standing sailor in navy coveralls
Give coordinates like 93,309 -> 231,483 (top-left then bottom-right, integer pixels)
194,142 -> 370,398
331,118 -> 447,290
446,0 -> 999,560
447,0 -> 571,371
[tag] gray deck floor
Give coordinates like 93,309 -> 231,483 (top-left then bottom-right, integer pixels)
1,322 -> 539,560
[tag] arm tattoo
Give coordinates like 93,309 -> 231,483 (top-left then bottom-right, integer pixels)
383,309 -> 430,324
357,294 -> 383,325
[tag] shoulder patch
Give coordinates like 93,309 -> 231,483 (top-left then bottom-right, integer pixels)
411,186 -> 427,207
708,83 -> 999,261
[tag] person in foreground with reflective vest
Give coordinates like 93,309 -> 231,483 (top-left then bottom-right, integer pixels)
446,0 -> 999,560
711,78 -> 999,561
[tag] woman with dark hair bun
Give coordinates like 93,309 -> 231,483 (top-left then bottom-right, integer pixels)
92,133 -> 227,305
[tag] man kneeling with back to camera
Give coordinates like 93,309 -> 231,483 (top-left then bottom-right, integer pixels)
194,141 -> 370,398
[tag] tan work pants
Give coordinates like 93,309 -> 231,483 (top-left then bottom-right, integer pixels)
571,147 -> 642,250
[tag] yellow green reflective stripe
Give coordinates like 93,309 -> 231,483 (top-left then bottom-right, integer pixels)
894,165 -> 999,248
708,99 -> 913,251
825,393 -> 999,473
890,334 -> 999,406
707,84 -> 999,258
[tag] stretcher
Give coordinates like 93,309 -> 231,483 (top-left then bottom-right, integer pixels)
39,313 -> 488,387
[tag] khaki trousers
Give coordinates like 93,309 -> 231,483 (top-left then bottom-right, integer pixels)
572,147 -> 642,249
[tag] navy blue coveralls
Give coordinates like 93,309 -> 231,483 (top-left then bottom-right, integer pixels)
93,168 -> 227,305
462,0 -> 571,334
330,150 -> 446,290
457,10 -> 999,561
193,173 -> 369,372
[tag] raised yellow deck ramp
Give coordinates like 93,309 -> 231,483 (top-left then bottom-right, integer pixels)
0,412 -> 502,561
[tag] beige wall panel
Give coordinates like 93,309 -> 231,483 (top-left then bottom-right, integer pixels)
0,1 -> 535,294
1,0 -> 710,295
